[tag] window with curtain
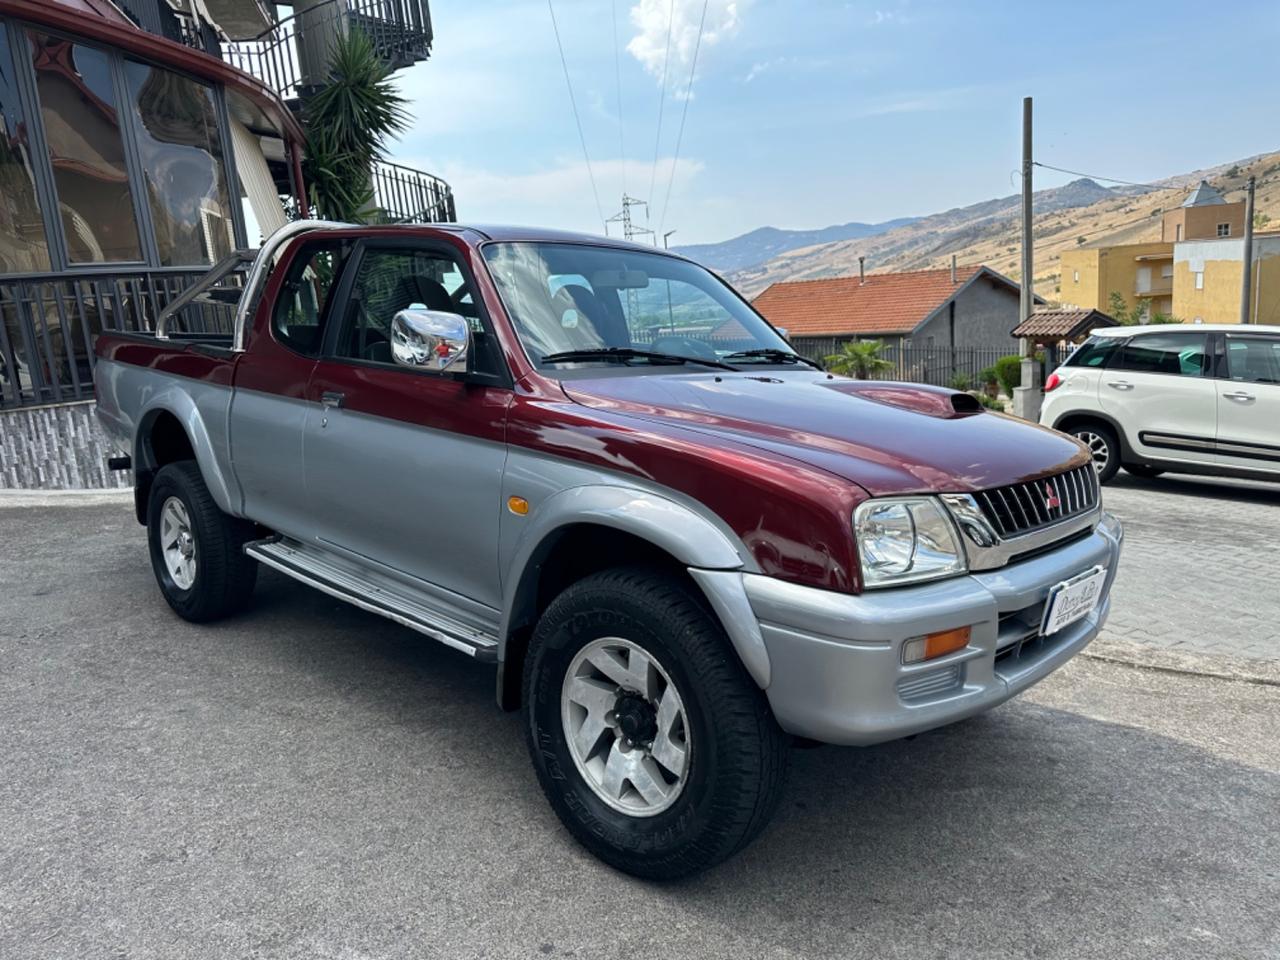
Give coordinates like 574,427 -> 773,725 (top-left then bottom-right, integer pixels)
123,59 -> 234,266
28,31 -> 142,263
0,21 -> 50,273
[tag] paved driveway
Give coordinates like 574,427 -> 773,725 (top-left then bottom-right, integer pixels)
1,499 -> 1278,960
1101,472 -> 1280,662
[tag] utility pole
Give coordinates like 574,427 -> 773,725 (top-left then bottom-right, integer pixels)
1241,175 -> 1256,324
663,230 -> 677,249
1013,96 -> 1042,421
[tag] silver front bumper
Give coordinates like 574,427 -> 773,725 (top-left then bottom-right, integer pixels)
698,512 -> 1123,746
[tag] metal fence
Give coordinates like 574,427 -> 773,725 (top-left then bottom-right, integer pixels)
790,338 -> 1012,388
372,161 -> 457,224
0,270 -> 239,409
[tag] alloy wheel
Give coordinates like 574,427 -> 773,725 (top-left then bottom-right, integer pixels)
159,496 -> 197,590
560,637 -> 691,817
1076,431 -> 1110,475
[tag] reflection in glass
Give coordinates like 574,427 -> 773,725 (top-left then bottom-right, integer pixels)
29,31 -> 141,262
0,22 -> 50,273
124,60 -> 234,266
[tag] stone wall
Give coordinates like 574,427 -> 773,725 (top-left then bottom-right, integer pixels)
0,402 -> 130,490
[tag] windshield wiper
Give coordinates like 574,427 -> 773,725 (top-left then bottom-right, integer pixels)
540,347 -> 736,371
723,348 -> 823,370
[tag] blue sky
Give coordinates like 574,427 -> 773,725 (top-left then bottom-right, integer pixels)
394,0 -> 1280,245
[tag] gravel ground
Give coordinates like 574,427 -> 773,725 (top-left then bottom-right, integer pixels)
1,500 -> 1278,960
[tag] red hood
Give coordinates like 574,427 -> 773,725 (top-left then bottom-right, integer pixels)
560,370 -> 1087,496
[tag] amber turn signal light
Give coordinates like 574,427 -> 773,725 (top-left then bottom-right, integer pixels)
902,625 -> 971,664
507,496 -> 530,516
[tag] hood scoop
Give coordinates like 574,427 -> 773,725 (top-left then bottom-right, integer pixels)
827,380 -> 984,419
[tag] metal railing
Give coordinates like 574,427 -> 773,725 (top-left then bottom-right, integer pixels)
213,0 -> 434,102
0,269 -> 241,409
790,340 -> 1014,388
372,160 -> 456,224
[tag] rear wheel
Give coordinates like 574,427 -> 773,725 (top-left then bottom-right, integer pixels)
146,461 -> 258,622
1068,423 -> 1121,484
523,567 -> 789,880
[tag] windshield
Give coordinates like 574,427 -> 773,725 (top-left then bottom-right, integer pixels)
481,242 -> 795,370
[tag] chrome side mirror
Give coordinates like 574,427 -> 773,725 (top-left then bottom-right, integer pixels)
390,309 -> 470,374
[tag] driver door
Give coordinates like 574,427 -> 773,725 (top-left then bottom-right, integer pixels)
302,240 -> 513,614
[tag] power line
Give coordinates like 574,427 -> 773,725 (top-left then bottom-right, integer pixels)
658,0 -> 708,234
612,0 -> 625,193
547,0 -> 605,228
646,0 -> 675,209
1032,161 -> 1148,188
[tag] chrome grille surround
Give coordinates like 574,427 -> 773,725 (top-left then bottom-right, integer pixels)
940,464 -> 1102,572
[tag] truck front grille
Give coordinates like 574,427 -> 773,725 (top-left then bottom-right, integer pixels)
975,464 -> 1098,538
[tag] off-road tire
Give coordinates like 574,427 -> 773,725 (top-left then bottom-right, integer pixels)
147,461 -> 257,622
523,566 -> 790,880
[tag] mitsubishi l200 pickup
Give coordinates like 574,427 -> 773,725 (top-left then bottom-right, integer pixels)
94,220 -> 1123,879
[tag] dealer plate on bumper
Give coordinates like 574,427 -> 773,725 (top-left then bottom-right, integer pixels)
1040,565 -> 1107,636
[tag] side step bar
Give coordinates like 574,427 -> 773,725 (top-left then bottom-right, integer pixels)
245,539 -> 499,663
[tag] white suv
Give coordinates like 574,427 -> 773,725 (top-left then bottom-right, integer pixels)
1041,324 -> 1280,483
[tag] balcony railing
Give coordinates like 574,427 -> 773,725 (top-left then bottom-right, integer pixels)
372,161 -> 456,224
209,0 -> 434,103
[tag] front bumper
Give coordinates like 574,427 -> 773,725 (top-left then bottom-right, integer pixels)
701,512 -> 1123,746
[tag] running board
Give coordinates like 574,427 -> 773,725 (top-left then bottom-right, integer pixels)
245,539 -> 499,662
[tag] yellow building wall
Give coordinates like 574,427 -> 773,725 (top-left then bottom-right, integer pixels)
1172,238 -> 1280,324
1059,242 -> 1173,317
1162,201 -> 1245,242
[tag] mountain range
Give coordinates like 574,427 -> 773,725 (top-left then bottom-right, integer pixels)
678,152 -> 1280,300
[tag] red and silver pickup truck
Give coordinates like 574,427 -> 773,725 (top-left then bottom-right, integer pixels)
94,220 -> 1123,879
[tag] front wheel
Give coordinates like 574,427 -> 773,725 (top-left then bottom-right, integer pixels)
1068,423 -> 1121,483
523,567 -> 789,880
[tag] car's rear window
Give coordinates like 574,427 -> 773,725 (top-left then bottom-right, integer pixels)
1062,336 -> 1120,368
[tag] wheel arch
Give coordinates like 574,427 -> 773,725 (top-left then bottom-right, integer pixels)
496,486 -> 767,710
1050,409 -> 1136,461
133,400 -> 236,524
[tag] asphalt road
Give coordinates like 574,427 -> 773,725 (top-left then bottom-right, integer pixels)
2,500 -> 1278,960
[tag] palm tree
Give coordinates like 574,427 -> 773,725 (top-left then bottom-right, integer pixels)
302,29 -> 410,223
824,339 -> 894,379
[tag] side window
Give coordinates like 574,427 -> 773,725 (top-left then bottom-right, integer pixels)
1113,333 -> 1208,377
1062,336 -> 1120,369
335,248 -> 476,363
272,243 -> 343,356
1225,337 -> 1280,385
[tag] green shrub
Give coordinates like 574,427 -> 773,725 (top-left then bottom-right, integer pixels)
948,372 -> 973,391
979,365 -> 999,387
994,355 -> 1023,396
976,392 -> 1004,410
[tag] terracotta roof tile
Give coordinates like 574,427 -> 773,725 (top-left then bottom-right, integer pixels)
1013,308 -> 1116,339
751,266 -> 986,337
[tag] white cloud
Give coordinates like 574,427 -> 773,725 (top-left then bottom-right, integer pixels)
398,155 -> 706,235
627,0 -> 745,88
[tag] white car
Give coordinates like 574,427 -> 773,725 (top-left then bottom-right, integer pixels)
1041,323 -> 1280,483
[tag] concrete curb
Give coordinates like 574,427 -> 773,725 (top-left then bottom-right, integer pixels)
0,488 -> 132,508
1085,636 -> 1280,688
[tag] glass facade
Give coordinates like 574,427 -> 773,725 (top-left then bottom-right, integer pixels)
0,22 -> 51,273
28,31 -> 143,263
124,59 -> 234,266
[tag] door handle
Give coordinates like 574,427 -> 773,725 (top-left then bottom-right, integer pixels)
320,390 -> 345,409
1222,391 -> 1255,402
1106,381 -> 1134,391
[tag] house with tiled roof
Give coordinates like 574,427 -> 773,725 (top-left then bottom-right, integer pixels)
752,263 -> 1032,357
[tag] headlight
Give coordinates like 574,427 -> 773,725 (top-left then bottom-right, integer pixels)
853,497 -> 967,588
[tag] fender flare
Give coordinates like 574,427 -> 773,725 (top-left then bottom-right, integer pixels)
134,391 -> 238,517
1049,408 -> 1137,461
498,484 -> 772,692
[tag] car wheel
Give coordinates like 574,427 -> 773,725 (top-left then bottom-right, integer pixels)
147,461 -> 258,622
1123,464 -> 1165,479
523,567 -> 790,880
1069,424 -> 1121,484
